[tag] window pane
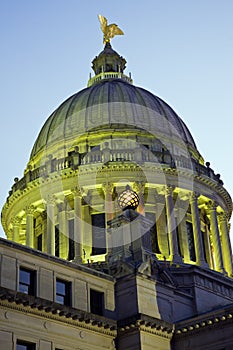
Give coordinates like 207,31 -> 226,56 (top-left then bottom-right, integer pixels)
56,280 -> 66,295
56,295 -> 65,304
56,279 -> 71,306
19,268 -> 35,296
19,284 -> 29,294
20,269 -> 31,284
16,341 -> 35,350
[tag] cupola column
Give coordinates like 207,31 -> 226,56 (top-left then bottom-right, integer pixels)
218,212 -> 233,276
58,203 -> 69,260
165,186 -> 182,263
46,195 -> 56,255
103,183 -> 114,255
155,192 -> 169,258
25,205 -> 35,248
73,187 -> 83,263
190,193 -> 208,267
12,217 -> 21,242
176,197 -> 190,263
207,202 -> 225,273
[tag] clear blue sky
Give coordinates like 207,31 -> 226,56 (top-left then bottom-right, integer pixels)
0,1 -> 233,239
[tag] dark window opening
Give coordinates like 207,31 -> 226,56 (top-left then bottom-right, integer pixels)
55,225 -> 60,257
145,212 -> 160,253
37,234 -> 42,251
19,267 -> 36,295
90,289 -> 104,316
68,219 -> 75,260
176,218 -> 183,257
16,340 -> 36,350
56,278 -> 71,306
91,214 -> 106,255
186,221 -> 196,261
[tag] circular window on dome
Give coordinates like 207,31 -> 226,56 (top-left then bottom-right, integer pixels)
118,185 -> 139,211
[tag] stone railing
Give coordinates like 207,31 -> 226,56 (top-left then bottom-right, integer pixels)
87,72 -> 133,87
9,148 -> 223,196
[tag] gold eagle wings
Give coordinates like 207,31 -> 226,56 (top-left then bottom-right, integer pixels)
98,14 -> 124,44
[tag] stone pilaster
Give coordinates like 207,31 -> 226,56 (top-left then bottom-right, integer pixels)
72,186 -> 83,262
176,197 -> 190,263
207,202 -> 225,273
218,212 -> 233,276
103,183 -> 114,255
155,192 -> 169,257
190,193 -> 208,267
25,205 -> 35,248
46,194 -> 56,255
165,186 -> 182,263
12,217 -> 21,242
58,202 -> 69,259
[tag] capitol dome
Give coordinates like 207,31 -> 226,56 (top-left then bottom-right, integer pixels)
30,78 -> 200,165
2,41 -> 232,277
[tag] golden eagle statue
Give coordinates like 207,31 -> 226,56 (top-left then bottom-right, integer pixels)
98,14 -> 124,44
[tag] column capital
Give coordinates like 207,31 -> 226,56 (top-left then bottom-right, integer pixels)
72,186 -> 83,198
46,194 -> 57,205
102,182 -> 114,195
189,191 -> 200,203
218,212 -> 228,223
12,216 -> 22,227
206,200 -> 217,212
165,185 -> 175,196
25,205 -> 35,215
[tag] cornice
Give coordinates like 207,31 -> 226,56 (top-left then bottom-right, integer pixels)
117,313 -> 174,340
0,286 -> 116,336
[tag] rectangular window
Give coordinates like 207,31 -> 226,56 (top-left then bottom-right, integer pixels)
186,221 -> 196,261
19,267 -> 36,295
145,212 -> 160,253
56,278 -> 71,306
68,219 -> 75,260
37,234 -> 42,251
16,340 -> 35,350
90,289 -> 104,316
91,214 -> 106,255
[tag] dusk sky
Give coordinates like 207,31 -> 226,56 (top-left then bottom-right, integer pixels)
1,1 -> 233,239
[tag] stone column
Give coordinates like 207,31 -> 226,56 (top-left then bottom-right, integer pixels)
176,197 -> 190,263
25,205 -> 35,248
207,202 -> 225,273
155,192 -> 169,257
165,186 -> 182,263
103,183 -> 114,255
190,193 -> 208,267
58,203 -> 69,259
73,186 -> 83,262
46,195 -> 56,255
133,182 -> 145,215
12,217 -> 21,242
218,212 -> 233,276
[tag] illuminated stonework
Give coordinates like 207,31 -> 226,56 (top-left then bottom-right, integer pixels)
1,33 -> 232,277
1,17 -> 233,350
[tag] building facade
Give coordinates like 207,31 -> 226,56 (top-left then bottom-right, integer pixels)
1,20 -> 233,350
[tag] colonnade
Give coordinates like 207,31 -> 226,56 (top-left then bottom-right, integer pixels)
10,184 -> 233,277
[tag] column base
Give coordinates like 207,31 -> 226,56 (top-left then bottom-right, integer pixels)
197,260 -> 209,269
170,254 -> 183,265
